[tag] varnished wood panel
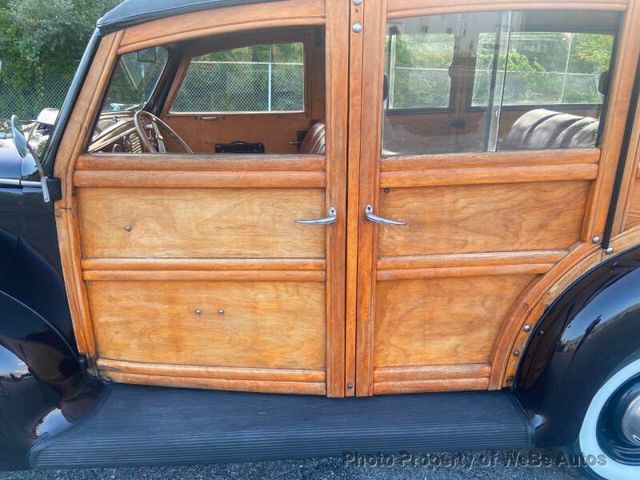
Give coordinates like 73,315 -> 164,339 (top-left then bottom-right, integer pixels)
77,188 -> 325,258
374,275 -> 536,369
119,0 -> 326,53
625,177 -> 640,229
387,0 -> 627,19
378,182 -> 589,257
89,280 -> 325,370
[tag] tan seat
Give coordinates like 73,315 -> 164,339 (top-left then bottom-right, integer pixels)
298,122 -> 326,154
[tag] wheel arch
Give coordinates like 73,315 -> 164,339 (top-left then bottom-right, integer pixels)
514,238 -> 640,448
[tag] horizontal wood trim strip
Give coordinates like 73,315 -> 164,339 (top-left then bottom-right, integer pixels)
98,359 -> 325,383
380,163 -> 598,188
381,149 -> 600,171
388,0 -> 627,19
378,250 -> 567,270
76,154 -> 325,172
377,263 -> 553,281
374,363 -> 491,383
73,170 -> 325,189
103,371 -> 326,395
373,378 -> 490,395
82,258 -> 326,272
84,270 -> 326,282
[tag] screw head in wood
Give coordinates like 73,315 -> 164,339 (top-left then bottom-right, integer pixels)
592,236 -> 601,244
347,383 -> 354,389
353,22 -> 363,33
124,224 -> 133,232
194,309 -> 202,315
353,0 -> 363,5
513,350 -> 520,357
606,247 -> 614,255
523,324 -> 532,332
218,309 -> 225,315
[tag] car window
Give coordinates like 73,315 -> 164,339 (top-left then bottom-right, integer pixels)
171,42 -> 305,113
382,10 -> 619,156
472,32 -> 614,107
100,48 -> 169,113
385,29 -> 455,110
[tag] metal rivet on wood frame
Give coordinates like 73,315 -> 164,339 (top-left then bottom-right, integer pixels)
218,309 -> 225,315
124,224 -> 133,232
353,0 -> 363,5
194,309 -> 202,315
523,324 -> 532,332
353,22 -> 362,33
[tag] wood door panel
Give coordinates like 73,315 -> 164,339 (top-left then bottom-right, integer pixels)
77,187 -> 325,258
373,275 -> 536,368
625,177 -> 640,229
377,181 -> 589,256
89,280 -> 325,370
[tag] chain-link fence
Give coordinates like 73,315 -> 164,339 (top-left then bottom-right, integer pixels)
388,66 -> 602,110
0,72 -> 76,124
173,61 -> 304,113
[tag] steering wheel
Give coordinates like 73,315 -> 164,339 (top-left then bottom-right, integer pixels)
134,110 -> 193,154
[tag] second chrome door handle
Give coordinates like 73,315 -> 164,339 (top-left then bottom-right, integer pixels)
365,204 -> 407,226
296,207 -> 337,226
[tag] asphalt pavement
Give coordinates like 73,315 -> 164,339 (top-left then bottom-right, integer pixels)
0,450 -> 590,480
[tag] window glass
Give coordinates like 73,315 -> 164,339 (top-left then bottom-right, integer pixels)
382,11 -> 619,156
385,28 -> 455,110
172,43 -> 305,113
101,48 -> 169,113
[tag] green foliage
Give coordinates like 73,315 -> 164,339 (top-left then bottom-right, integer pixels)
0,0 -> 120,90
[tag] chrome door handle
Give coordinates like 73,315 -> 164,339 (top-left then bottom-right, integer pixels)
296,207 -> 337,226
365,204 -> 406,226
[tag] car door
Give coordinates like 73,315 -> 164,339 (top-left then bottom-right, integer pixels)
348,0 -> 638,396
55,0 -> 350,397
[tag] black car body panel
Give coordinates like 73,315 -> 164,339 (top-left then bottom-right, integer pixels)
516,246 -> 640,447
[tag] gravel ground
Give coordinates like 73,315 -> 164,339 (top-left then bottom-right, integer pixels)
0,450 -> 590,480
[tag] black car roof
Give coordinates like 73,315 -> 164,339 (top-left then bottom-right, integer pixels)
98,0 -> 279,33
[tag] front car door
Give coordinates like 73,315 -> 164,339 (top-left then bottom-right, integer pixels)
54,0 -> 350,397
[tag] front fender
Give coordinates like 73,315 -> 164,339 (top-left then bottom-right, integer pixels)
0,291 -> 99,469
516,245 -> 640,447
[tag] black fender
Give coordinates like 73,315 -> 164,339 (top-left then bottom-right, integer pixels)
0,291 -> 99,469
516,244 -> 640,448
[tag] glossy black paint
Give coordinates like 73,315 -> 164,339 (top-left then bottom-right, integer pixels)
0,291 -> 99,470
0,27 -> 102,471
516,245 -> 640,448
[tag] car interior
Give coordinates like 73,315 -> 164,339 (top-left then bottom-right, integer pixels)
87,11 -> 617,158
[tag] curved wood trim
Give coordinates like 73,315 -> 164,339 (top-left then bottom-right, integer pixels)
380,163 -> 597,188
73,170 -> 325,189
118,0 -> 326,54
76,154 -> 325,172
53,33 -> 124,361
388,0 -> 628,19
490,242 -> 604,388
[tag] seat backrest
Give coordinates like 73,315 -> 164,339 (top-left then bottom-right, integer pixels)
503,108 -> 600,150
299,122 -> 326,154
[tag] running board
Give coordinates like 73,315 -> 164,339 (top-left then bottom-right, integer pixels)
31,384 -> 532,468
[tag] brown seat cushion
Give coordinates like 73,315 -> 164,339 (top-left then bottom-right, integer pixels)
299,122 -> 326,154
503,108 -> 600,150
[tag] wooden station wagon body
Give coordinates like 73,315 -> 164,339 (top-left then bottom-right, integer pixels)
1,0 -> 640,478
